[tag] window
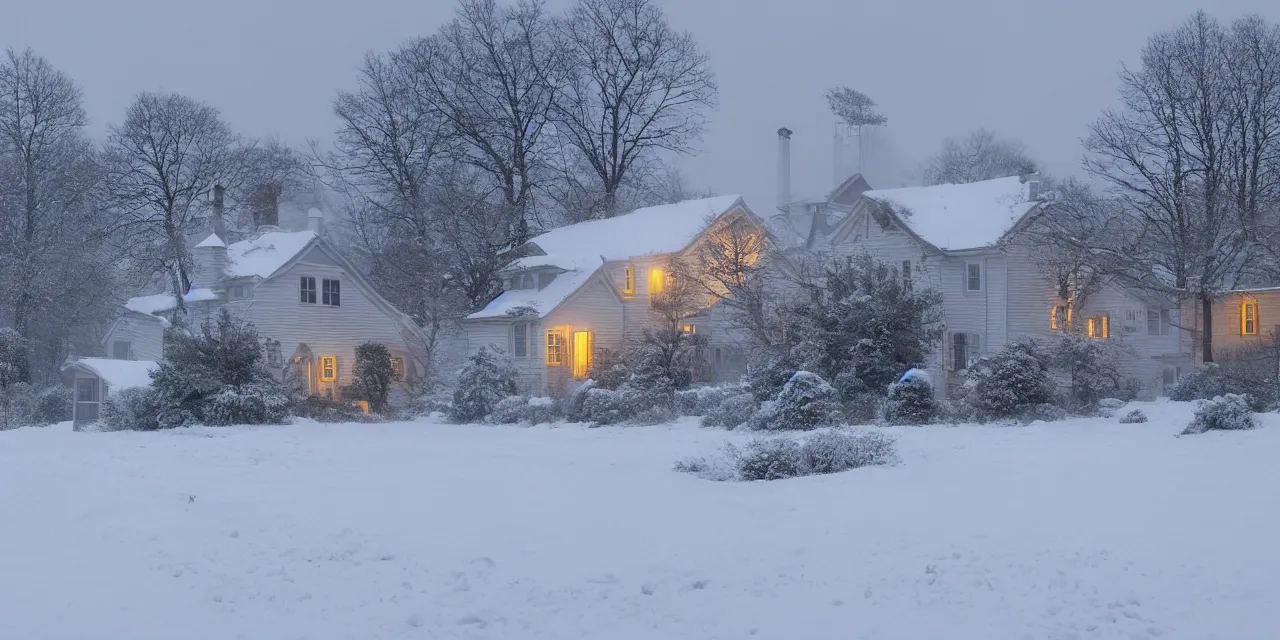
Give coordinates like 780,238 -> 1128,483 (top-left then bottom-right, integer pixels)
1087,314 -> 1110,339
319,355 -> 337,382
1125,309 -> 1138,323
521,273 -> 535,289
1241,299 -> 1259,335
949,332 -> 982,371
300,277 -> 316,304
112,341 -> 131,360
1147,309 -> 1161,335
965,263 -> 982,291
572,330 -> 593,379
546,328 -> 566,366
622,265 -> 635,298
390,357 -> 404,381
76,377 -> 99,403
681,324 -> 697,335
902,260 -> 912,289
714,347 -> 723,365
322,279 -> 340,306
1161,309 -> 1173,335
648,267 -> 665,296
512,323 -> 528,358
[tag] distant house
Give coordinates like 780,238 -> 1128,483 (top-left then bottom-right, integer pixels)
91,212 -> 429,403
1181,287 -> 1280,366
815,175 -> 1188,399
463,196 -> 764,396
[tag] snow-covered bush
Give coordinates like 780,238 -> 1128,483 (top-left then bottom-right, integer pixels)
1021,402 -> 1069,424
349,342 -> 395,413
746,371 -> 843,431
675,429 -> 899,482
1119,409 -> 1148,424
0,329 -> 32,430
0,382 -> 35,430
1181,394 -> 1258,435
745,352 -> 797,402
959,339 -> 1055,422
675,385 -> 742,416
151,309 -> 293,425
576,381 -> 676,427
1171,348 -> 1280,411
99,386 -> 164,431
34,386 -> 73,424
448,347 -> 518,423
489,396 -> 558,425
1168,364 -> 1229,402
1048,334 -> 1122,412
304,396 -> 377,423
883,369 -> 937,425
701,392 -> 758,429
585,348 -> 628,391
203,383 -> 293,426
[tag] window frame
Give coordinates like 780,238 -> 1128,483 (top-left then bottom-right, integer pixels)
964,262 -> 982,292
512,322 -> 528,358
622,264 -> 635,298
571,330 -> 593,379
319,355 -> 337,382
75,377 -> 100,403
390,357 -> 405,381
300,276 -> 317,304
1241,299 -> 1259,336
545,328 -> 566,366
1087,314 -> 1111,339
112,341 -> 132,360
322,278 -> 341,306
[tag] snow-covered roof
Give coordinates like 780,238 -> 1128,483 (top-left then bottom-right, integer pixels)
124,288 -> 219,316
467,268 -> 597,320
67,358 -> 158,395
195,233 -> 226,249
225,230 -> 317,279
862,176 -> 1038,251
511,195 -> 743,271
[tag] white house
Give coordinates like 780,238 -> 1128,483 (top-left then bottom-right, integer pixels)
810,174 -> 1188,398
463,196 -> 765,396
89,213 -> 430,406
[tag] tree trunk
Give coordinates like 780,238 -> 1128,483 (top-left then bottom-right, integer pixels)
1201,294 -> 1214,363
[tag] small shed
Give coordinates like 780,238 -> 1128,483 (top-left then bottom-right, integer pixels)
62,358 -> 159,430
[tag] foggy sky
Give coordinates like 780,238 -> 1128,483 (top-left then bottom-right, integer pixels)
8,0 -> 1280,214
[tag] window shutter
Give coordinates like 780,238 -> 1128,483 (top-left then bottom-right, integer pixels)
943,333 -> 954,371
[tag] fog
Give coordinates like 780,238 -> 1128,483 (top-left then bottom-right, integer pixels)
9,0 -> 1280,211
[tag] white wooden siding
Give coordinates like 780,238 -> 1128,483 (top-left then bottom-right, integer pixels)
103,314 -> 164,362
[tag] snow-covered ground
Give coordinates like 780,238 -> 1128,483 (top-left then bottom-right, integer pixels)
3,401 -> 1277,639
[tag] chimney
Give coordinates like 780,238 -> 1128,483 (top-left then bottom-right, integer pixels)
306,208 -> 324,235
777,127 -> 792,209
1021,172 -> 1041,201
212,184 -> 226,240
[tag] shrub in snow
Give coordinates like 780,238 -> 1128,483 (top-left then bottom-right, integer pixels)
1119,409 -> 1148,424
701,392 -> 759,429
1168,364 -> 1228,402
305,396 -> 378,423
448,347 -> 518,423
1181,394 -> 1258,435
883,370 -> 937,425
576,381 -> 676,427
349,342 -> 395,413
745,352 -> 797,402
675,385 -> 743,417
1020,402 -> 1069,424
489,396 -> 558,425
960,339 -> 1055,422
586,348 -> 628,391
1047,334 -> 1121,413
0,329 -> 32,430
34,386 -> 73,424
746,371 -> 843,431
0,382 -> 35,430
675,429 -> 899,482
1099,398 -> 1127,410
203,383 -> 293,426
99,386 -> 164,431
561,379 -> 597,423
151,309 -> 293,425
1171,349 -> 1280,411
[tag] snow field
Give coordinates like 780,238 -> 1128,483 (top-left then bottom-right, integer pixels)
2,401 -> 1277,639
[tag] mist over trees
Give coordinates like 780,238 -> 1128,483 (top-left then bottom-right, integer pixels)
921,128 -> 1037,185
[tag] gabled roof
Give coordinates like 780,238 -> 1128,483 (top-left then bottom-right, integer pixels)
466,268 -> 603,320
510,195 -> 745,271
857,176 -> 1039,251
64,358 -> 158,395
125,288 -> 219,317
225,230 -> 318,279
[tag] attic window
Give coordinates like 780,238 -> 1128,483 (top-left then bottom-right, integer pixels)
322,279 -> 340,306
648,268 -> 665,296
300,277 -> 316,304
622,265 -> 635,298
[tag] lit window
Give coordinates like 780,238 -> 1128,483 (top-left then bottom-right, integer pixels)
572,330 -> 593,379
682,324 -> 697,335
545,328 -> 566,366
300,277 -> 316,304
1087,315 -> 1110,339
512,323 -> 528,358
1050,305 -> 1060,330
648,267 -> 665,295
319,355 -> 337,382
965,263 -> 982,291
1242,299 -> 1259,335
322,279 -> 340,306
622,265 -> 635,298
390,357 -> 404,381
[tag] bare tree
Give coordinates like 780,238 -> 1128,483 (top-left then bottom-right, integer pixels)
1222,16 -> 1280,237
1085,11 -> 1262,362
922,128 -> 1036,185
105,92 -> 240,314
553,0 -> 718,219
0,48 -> 113,382
397,0 -> 564,244
239,136 -> 310,230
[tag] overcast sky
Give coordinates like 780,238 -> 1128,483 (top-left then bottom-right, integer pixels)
9,0 -> 1280,214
